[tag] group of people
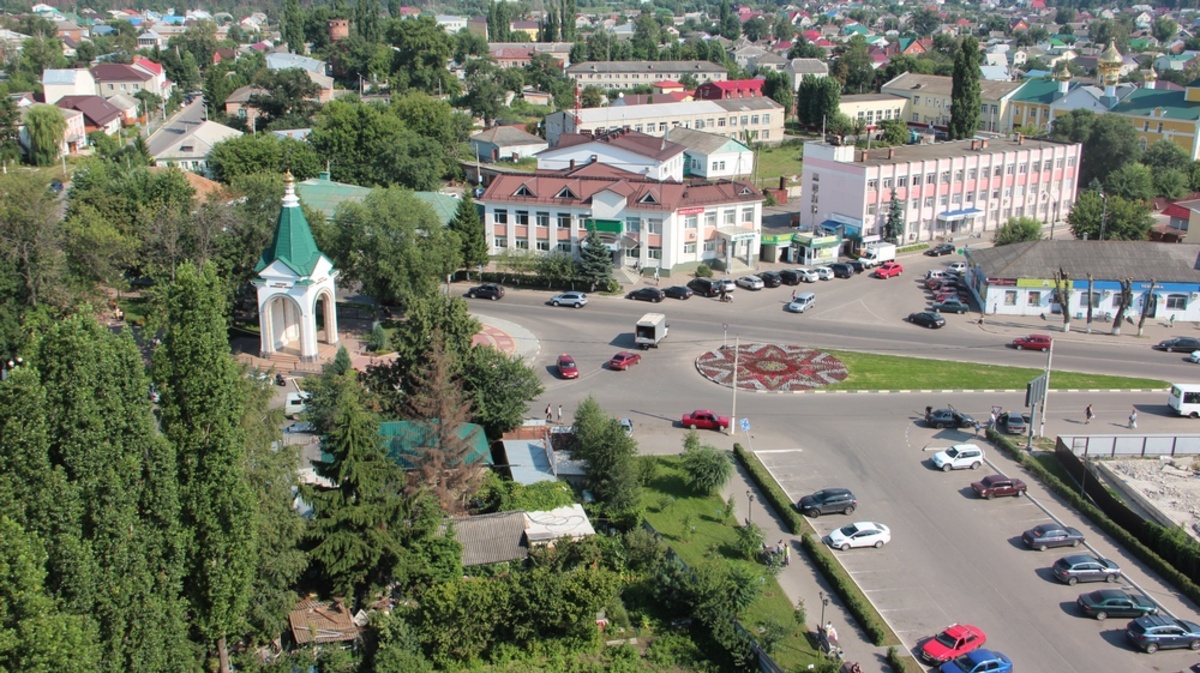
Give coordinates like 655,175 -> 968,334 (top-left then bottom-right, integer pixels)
545,404 -> 564,424
761,539 -> 790,565
1084,404 -> 1138,429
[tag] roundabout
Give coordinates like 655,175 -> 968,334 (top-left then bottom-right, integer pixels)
694,343 -> 849,392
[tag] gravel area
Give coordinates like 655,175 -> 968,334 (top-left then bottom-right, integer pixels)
1108,458 -> 1200,540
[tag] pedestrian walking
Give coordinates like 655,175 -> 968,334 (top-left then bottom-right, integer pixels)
791,288 -> 797,301
973,420 -> 981,436
1171,314 -> 1177,328
783,544 -> 791,566
988,411 -> 997,431
824,622 -> 838,646
1129,408 -> 1138,429
545,404 -> 552,422
653,269 -> 660,286
1085,404 -> 1094,425
557,404 -> 563,423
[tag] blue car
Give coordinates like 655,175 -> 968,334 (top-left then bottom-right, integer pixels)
939,649 -> 1012,673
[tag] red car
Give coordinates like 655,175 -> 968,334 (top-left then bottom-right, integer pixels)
682,409 -> 731,431
1012,334 -> 1052,351
608,351 -> 641,370
971,474 -> 1028,499
556,354 -> 579,379
920,624 -> 987,665
874,262 -> 904,279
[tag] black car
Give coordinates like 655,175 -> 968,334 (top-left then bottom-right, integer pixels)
830,262 -> 856,278
926,407 -> 975,429
778,269 -> 804,285
687,278 -> 721,297
759,271 -> 783,288
1126,615 -> 1200,653
797,488 -> 858,517
908,311 -> 946,329
466,283 -> 504,300
997,411 -> 1029,435
1077,590 -> 1158,621
663,285 -> 693,300
1155,337 -> 1200,352
847,259 -> 868,274
628,287 -> 665,302
925,243 -> 955,256
1022,524 -> 1085,551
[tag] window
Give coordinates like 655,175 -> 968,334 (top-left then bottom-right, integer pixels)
494,237 -> 507,248
646,218 -> 663,234
635,125 -> 643,133
685,215 -> 698,229
1068,156 -> 1076,167
966,192 -> 974,203
761,130 -> 769,139
1004,290 -> 1018,306
536,240 -> 550,251
955,169 -> 963,181
741,207 -> 753,222
1167,294 -> 1189,309
514,239 -> 528,249
705,211 -> 717,227
1043,160 -> 1052,171
926,173 -> 936,184
626,217 -> 640,232
555,186 -> 577,199
939,195 -> 948,207
683,242 -> 696,254
494,209 -> 508,224
558,213 -> 571,228
1015,186 -> 1024,198
812,173 -> 820,182
1081,291 -> 1102,308
968,169 -> 976,180
741,115 -> 749,125
1028,290 -> 1041,306
992,189 -> 1000,199
883,178 -> 892,189
647,247 -> 662,259
924,197 -> 934,207
912,113 -> 919,122
941,171 -> 950,183
536,212 -> 549,227
751,115 -> 759,124
515,211 -> 529,225
952,194 -> 962,204
718,117 -> 726,127
1019,163 -> 1027,174
913,96 -> 921,105
658,122 -> 667,132
696,119 -> 705,129
911,198 -> 920,209
763,114 -> 770,123
557,241 -> 572,253
724,210 -> 736,225
1158,122 -> 1164,133
1006,164 -> 1015,175
867,204 -> 877,215
730,116 -> 738,126
867,179 -> 878,191
897,176 -> 908,187
703,240 -> 716,251
1056,158 -> 1064,168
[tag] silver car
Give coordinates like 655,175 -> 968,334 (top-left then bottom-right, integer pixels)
549,291 -> 588,308
795,268 -> 819,283
736,275 -> 764,290
814,266 -> 834,280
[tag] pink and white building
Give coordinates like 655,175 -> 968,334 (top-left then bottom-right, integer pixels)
800,137 -> 1083,245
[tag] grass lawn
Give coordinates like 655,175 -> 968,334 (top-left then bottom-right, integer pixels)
820,350 -> 1165,392
753,144 -> 804,186
640,456 -> 824,671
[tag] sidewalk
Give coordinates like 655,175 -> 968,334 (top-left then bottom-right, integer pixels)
471,314 -> 540,360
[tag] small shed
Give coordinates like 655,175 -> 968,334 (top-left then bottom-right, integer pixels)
288,598 -> 359,646
379,420 -> 492,468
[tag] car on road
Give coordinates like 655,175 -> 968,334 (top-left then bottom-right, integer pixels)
797,488 -> 857,517
874,262 -> 904,278
1155,336 -> 1200,352
628,287 -> 665,302
920,624 -> 987,665
736,275 -> 765,290
996,411 -> 1029,435
926,243 -> 956,257
785,292 -> 816,313
1190,350 -> 1200,364
1023,524 -> 1085,551
682,409 -> 730,431
826,521 -> 891,550
938,649 -> 1012,673
1052,554 -> 1122,585
619,418 -> 634,436
556,354 -> 579,379
687,278 -> 721,297
608,351 -> 641,370
466,283 -> 505,300
931,444 -> 985,471
948,262 -> 967,274
662,285 -> 693,299
1126,615 -> 1200,653
1077,590 -> 1158,620
550,291 -> 588,308
971,474 -> 1027,499
1012,334 -> 1052,351
931,298 -> 970,314
830,262 -> 856,278
908,311 -> 946,329
814,266 -> 834,280
926,408 -> 976,429
759,271 -> 782,288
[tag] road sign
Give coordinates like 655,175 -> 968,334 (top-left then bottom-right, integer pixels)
740,418 -> 751,432
1025,374 -> 1047,408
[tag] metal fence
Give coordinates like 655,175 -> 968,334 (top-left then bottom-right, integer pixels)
1063,434 -> 1200,458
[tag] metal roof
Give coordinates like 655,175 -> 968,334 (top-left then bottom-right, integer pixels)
969,240 -> 1200,284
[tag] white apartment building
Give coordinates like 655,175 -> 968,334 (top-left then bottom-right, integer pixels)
801,136 -> 1083,244
544,98 -> 784,146
565,60 -> 727,90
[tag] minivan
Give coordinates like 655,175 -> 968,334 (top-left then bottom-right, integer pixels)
830,263 -> 855,278
785,292 -> 816,313
285,392 -> 311,419
686,277 -> 721,297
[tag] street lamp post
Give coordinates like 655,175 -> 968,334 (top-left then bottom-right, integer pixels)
819,591 -> 830,627
746,489 -> 755,525
1099,193 -> 1109,241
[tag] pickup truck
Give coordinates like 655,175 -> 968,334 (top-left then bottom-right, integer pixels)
971,474 -> 1027,499
682,409 -> 731,431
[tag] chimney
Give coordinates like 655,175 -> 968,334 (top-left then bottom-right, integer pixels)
569,159 -> 576,169
887,148 -> 896,160
981,139 -> 989,150
970,139 -> 979,151
779,176 -> 786,190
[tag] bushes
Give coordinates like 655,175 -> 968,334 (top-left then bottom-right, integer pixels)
694,264 -> 714,278
886,645 -> 923,673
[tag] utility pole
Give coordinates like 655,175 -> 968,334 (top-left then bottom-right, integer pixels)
1039,339 -> 1053,439
728,335 -> 739,436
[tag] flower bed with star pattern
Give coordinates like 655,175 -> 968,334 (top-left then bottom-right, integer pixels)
695,343 -> 849,392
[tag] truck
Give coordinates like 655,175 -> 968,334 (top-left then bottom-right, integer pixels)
634,312 -> 668,350
858,242 -> 896,268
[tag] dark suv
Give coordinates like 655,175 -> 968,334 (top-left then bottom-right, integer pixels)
1126,615 -> 1200,653
830,263 -> 855,278
797,488 -> 858,517
687,277 -> 721,297
779,269 -> 804,285
466,283 -> 505,300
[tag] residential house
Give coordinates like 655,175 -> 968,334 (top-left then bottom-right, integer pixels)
54,95 -> 122,136
19,104 -> 85,156
445,505 -> 596,567
565,60 -> 727,91
838,93 -> 908,131
288,599 -> 358,647
145,119 -> 242,175
544,98 -> 785,146
488,42 -> 572,68
470,125 -> 549,163
137,29 -> 164,49
55,20 -> 83,41
92,63 -> 160,98
266,52 -> 335,102
694,79 -> 764,100
510,20 -> 539,40
787,58 -> 829,91
42,68 -> 96,105
664,126 -> 754,179
105,92 -> 140,125
881,71 -> 1025,133
1154,53 -> 1199,72
224,85 -> 268,127
536,128 -> 688,182
435,14 -> 468,33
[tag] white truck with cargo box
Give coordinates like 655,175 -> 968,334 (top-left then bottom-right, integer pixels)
635,313 -> 669,350
859,242 -> 896,268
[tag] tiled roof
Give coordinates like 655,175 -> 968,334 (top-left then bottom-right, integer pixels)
288,599 -> 358,645
55,95 -> 121,126
665,126 -> 749,155
969,240 -> 1200,283
91,63 -> 152,82
552,128 -> 686,161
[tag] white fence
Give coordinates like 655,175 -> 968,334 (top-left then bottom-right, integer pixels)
1063,434 -> 1200,458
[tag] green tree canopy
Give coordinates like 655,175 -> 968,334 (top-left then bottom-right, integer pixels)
1048,109 -> 1140,187
571,397 -> 640,518
206,133 -> 322,184
993,216 -> 1043,246
949,36 -> 982,140
679,431 -> 733,495
23,104 -> 65,167
1104,162 -> 1155,201
1067,190 -> 1153,241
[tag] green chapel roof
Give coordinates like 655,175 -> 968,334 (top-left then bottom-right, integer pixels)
255,173 -> 329,277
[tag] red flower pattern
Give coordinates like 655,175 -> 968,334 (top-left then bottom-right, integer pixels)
695,343 -> 848,392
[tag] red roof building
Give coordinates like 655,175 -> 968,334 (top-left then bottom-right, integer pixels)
694,79 -> 765,101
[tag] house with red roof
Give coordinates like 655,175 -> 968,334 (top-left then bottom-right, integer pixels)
92,62 -> 167,98
694,79 -> 765,101
54,95 -> 122,135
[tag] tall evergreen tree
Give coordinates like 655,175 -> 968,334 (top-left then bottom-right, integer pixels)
354,0 -> 381,43
949,36 -> 982,140
450,192 -> 489,275
577,231 -> 613,291
884,190 -> 904,243
282,0 -> 307,54
561,0 -> 576,41
154,262 -> 257,673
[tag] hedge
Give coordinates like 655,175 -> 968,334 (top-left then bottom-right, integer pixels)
987,429 -> 1200,608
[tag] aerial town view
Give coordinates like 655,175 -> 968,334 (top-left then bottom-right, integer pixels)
5,0 -> 1200,671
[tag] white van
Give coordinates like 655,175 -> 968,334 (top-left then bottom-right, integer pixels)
1168,383 -> 1200,417
285,392 -> 311,419
785,292 -> 816,313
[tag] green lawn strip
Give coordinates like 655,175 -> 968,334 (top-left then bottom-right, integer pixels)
640,456 -> 822,671
821,351 -> 1164,392
753,145 -> 803,185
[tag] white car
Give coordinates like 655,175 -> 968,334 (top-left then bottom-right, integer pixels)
736,275 -> 765,290
1190,350 -> 1200,364
948,262 -> 967,274
716,278 -> 737,292
814,266 -> 834,280
931,443 -> 985,471
826,521 -> 891,551
795,268 -> 819,283
620,418 -> 634,436
550,291 -> 588,308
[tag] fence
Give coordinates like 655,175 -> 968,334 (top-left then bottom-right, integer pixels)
1063,434 -> 1200,458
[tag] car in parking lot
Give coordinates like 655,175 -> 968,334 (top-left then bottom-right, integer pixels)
814,266 -> 834,280
874,262 -> 904,278
931,444 -> 984,471
948,262 -> 967,274
687,278 -> 721,297
908,311 -> 946,328
550,291 -> 587,308
682,409 -> 730,430
466,283 -> 505,300
1052,554 -> 1122,585
758,271 -> 782,287
920,624 -> 987,665
1012,334 -> 1052,351
1155,336 -> 1200,352
830,262 -> 856,278
938,649 -> 1012,673
797,488 -> 857,517
926,408 -> 975,429
825,521 -> 891,550
1023,523 -> 1085,551
716,278 -> 736,293
736,275 -> 764,290
556,354 -> 579,379
663,285 -> 693,299
926,243 -> 956,256
794,267 -> 819,283
628,287 -> 665,302
931,298 -> 970,314
996,411 -> 1029,435
608,351 -> 641,370
971,474 -> 1026,499
1126,615 -> 1200,653
1077,590 -> 1158,620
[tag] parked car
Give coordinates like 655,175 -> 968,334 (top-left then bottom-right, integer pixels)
830,262 -> 856,278
663,285 -> 693,300
797,488 -> 857,517
996,411 -> 1029,435
550,291 -> 588,308
608,351 -> 642,371
779,269 -> 804,285
556,354 -> 579,379
874,262 -> 904,279
681,409 -> 730,431
926,408 -> 976,429
466,283 -> 504,300
948,262 -> 967,274
1052,554 -> 1122,585
814,266 -> 834,280
927,276 -> 952,290
938,649 -> 1012,673
687,278 -> 721,297
847,259 -> 868,274
1012,334 -> 1052,351
1126,615 -> 1200,653
826,521 -> 891,551
736,275 -> 765,290
971,474 -> 1027,499
619,418 -> 634,436
1023,524 -> 1085,551
759,271 -> 782,288
931,444 -> 985,471
931,298 -> 970,314
794,267 -> 819,283
1077,589 -> 1158,620
1190,350 -> 1200,364
909,311 -> 946,329
1155,336 -> 1200,352
926,243 -> 956,257
628,287 -> 665,302
920,624 -> 987,665
716,278 -> 736,293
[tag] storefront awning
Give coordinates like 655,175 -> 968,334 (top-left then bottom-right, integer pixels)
937,208 -> 982,222
717,226 -> 757,242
